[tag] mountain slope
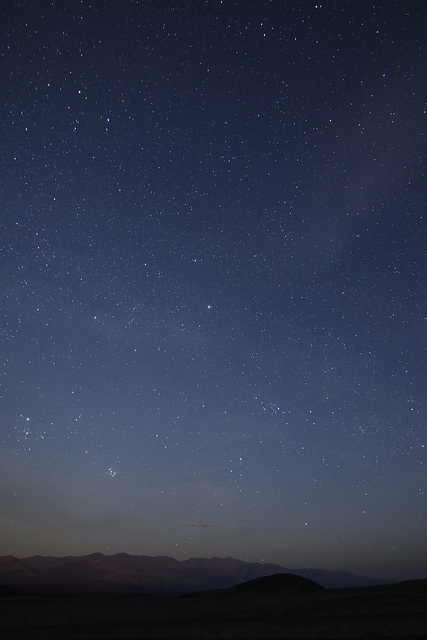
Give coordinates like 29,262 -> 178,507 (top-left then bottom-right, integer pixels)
0,553 -> 388,594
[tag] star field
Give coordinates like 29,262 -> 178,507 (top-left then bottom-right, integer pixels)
0,1 -> 426,580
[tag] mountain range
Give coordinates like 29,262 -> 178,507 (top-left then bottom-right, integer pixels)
0,553 -> 389,595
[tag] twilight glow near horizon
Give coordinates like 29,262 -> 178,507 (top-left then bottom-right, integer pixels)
0,1 -> 425,581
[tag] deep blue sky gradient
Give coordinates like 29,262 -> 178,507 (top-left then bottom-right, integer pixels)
0,1 -> 425,580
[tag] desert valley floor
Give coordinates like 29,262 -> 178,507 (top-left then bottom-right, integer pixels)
1,573 -> 426,639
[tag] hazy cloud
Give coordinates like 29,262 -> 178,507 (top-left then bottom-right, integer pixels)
180,520 -> 219,529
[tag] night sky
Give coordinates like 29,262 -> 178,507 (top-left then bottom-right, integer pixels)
1,1 -> 425,581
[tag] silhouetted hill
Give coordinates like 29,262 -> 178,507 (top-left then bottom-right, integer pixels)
0,553 -> 390,596
228,572 -> 323,596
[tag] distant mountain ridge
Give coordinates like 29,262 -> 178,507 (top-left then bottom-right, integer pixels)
0,553 -> 389,595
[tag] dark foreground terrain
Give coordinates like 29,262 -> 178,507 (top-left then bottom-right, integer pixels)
0,573 -> 426,639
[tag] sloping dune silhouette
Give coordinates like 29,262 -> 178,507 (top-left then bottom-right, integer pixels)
228,572 -> 323,596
